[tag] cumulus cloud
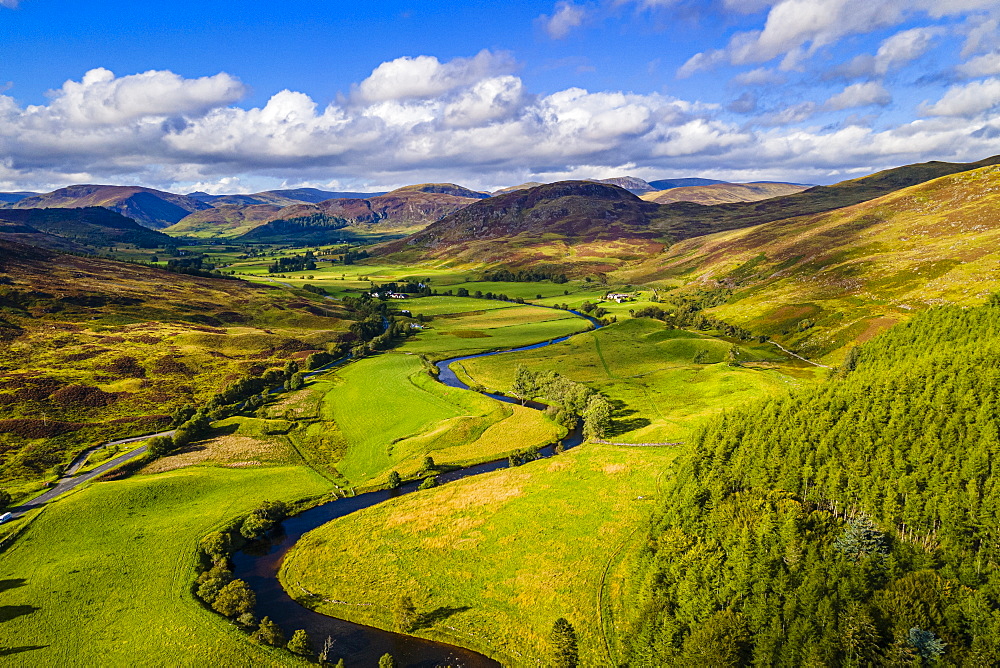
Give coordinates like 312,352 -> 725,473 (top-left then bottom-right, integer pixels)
826,82 -> 892,110
921,78 -> 1000,117
4,53 -> 1000,192
539,1 -> 588,39
36,68 -> 247,126
680,0 -> 993,75
353,50 -> 516,103
957,51 -> 1000,78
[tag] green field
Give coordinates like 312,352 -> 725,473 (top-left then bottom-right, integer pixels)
399,300 -> 592,359
458,318 -> 817,442
281,443 -> 676,666
0,466 -> 330,666
317,354 -> 564,485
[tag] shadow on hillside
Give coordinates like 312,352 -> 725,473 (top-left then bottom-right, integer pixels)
0,604 -> 39,623
606,399 -> 651,437
414,605 -> 472,631
0,645 -> 48,657
0,579 -> 27,595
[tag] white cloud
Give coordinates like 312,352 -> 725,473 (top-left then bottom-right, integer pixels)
353,50 -> 516,103
680,0 -> 993,75
36,68 -> 246,126
0,0 -> 19,7
873,27 -> 940,73
540,1 -> 588,39
4,54 -> 1000,192
961,16 -> 999,57
732,67 -> 787,86
921,78 -> 1000,117
957,51 -> 1000,78
826,82 -> 892,110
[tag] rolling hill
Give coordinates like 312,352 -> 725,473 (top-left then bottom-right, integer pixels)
8,185 -> 211,229
187,187 -> 386,207
376,180 -> 666,271
641,181 -> 809,205
650,154 -> 1000,241
619,163 -> 1000,359
0,192 -> 39,205
166,183 -> 486,241
0,207 -> 172,250
373,156 -> 1000,274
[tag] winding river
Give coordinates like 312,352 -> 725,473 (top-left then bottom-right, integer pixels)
232,310 -> 600,667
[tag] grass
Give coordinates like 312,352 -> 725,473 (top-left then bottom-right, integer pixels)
458,318 -> 816,443
280,443 -> 676,666
615,164 -> 1000,360
0,465 -> 330,666
398,301 -> 592,360
0,245 -> 353,489
316,354 -> 564,485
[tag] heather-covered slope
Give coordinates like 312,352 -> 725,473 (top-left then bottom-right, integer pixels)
9,185 -> 211,229
620,163 -> 1000,358
376,180 -> 666,272
0,207 -> 172,249
642,181 -> 809,205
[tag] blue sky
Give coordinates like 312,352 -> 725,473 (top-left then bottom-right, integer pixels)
1,0 -> 999,193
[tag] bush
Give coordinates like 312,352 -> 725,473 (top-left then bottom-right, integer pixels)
211,579 -> 256,618
253,616 -> 285,646
147,436 -> 174,458
286,629 -> 314,657
417,476 -> 438,491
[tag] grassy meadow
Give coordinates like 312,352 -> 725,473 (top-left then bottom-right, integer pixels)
0,465 -> 329,666
315,354 -> 564,485
459,318 -> 817,443
280,443 -> 676,666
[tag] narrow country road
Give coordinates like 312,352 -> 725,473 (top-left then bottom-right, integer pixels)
8,430 -> 174,520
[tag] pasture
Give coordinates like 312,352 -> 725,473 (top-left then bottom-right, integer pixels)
317,354 -> 564,485
458,318 -> 816,443
0,465 -> 329,666
280,443 -> 676,666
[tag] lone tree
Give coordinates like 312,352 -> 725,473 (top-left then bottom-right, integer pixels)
211,579 -> 256,618
394,595 -> 418,633
418,476 -> 438,490
253,616 -> 285,646
550,617 -> 579,668
379,654 -> 398,668
583,395 -> 612,439
420,455 -> 436,472
286,629 -> 314,658
387,470 -> 402,488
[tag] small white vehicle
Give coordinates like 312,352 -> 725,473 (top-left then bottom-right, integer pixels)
0,512 -> 12,524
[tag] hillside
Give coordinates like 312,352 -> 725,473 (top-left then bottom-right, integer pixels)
650,154 -> 1000,241
0,239 -> 354,485
648,177 -> 726,189
169,186 -> 484,241
620,163 -> 1000,358
9,185 -> 211,229
641,181 -> 809,205
625,299 -> 1000,664
376,181 -> 666,271
0,207 -> 172,250
0,192 -> 39,204
188,188 -> 385,207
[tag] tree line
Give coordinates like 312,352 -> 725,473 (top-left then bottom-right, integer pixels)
623,296 -> 1000,665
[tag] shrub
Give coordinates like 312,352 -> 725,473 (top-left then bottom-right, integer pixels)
211,579 -> 256,618
286,629 -> 313,657
253,616 -> 285,646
